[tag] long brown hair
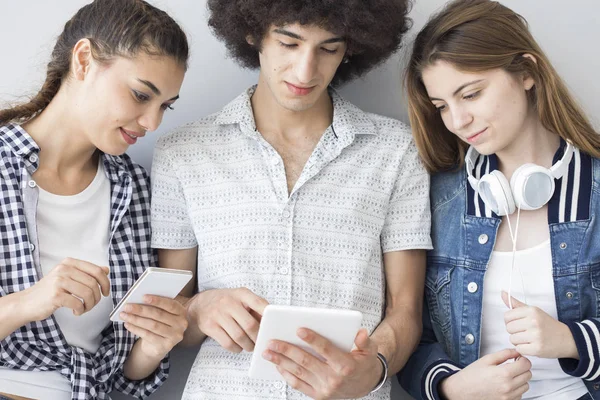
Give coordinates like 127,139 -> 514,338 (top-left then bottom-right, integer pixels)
406,0 -> 600,173
0,0 -> 189,126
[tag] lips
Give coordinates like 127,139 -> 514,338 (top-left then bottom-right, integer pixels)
120,128 -> 144,145
466,128 -> 487,143
285,82 -> 315,96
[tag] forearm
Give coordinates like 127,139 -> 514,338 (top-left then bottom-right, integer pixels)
179,294 -> 208,346
371,306 -> 422,375
123,340 -> 164,381
0,291 -> 33,340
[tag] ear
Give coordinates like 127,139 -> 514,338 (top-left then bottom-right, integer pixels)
246,34 -> 255,46
71,38 -> 93,80
520,53 -> 537,91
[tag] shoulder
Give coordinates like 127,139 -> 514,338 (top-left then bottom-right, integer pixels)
430,167 -> 465,212
155,112 -> 230,151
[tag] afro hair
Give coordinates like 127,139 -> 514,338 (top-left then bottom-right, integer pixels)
207,0 -> 412,86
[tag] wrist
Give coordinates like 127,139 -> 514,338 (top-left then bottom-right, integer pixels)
370,352 -> 388,393
561,322 -> 580,359
439,373 -> 457,400
13,289 -> 38,323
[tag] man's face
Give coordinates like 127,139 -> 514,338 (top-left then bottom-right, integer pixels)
255,23 -> 347,112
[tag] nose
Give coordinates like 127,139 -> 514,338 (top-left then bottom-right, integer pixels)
450,105 -> 473,131
295,49 -> 318,85
137,108 -> 163,132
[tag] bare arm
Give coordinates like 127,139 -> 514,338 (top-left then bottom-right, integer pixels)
371,249 -> 426,375
157,247 -> 206,346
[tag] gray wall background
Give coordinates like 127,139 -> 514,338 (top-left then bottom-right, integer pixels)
1,0 -> 598,399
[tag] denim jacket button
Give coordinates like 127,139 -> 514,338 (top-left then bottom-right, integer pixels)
560,242 -> 567,249
467,282 -> 478,293
566,291 -> 574,299
594,383 -> 600,390
465,334 -> 475,345
478,234 -> 489,245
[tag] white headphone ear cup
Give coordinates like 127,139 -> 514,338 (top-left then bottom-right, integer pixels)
478,170 -> 516,216
510,164 -> 555,210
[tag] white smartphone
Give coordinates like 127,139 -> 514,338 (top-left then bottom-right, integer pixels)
109,267 -> 193,323
249,305 -> 363,381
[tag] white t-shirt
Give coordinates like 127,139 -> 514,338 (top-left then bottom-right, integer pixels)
0,160 -> 112,400
480,240 -> 588,399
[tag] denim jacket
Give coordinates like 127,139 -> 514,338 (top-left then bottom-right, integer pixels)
399,142 -> 600,399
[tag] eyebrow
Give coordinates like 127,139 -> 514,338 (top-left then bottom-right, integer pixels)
429,79 -> 484,101
137,79 -> 180,101
272,28 -> 345,44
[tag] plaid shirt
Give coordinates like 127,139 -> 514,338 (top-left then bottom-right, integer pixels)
0,124 -> 169,400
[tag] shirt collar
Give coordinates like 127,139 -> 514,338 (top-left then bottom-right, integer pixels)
1,123 -> 130,181
213,85 -> 378,140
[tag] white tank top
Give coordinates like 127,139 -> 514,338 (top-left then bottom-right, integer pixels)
480,239 -> 588,399
0,160 -> 113,400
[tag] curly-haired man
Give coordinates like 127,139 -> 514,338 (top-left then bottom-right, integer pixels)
151,1 -> 431,399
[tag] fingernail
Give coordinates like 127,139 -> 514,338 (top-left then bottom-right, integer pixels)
263,351 -> 272,361
144,295 -> 152,303
125,305 -> 133,312
268,342 -> 278,351
297,329 -> 308,339
120,312 -> 128,320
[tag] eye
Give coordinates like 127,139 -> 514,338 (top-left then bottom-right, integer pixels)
132,90 -> 150,102
279,41 -> 297,49
463,91 -> 480,100
321,47 -> 338,55
161,104 -> 175,111
434,104 -> 447,112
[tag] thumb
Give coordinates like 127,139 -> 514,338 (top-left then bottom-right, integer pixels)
502,291 -> 526,309
483,348 -> 521,366
101,266 -> 110,275
353,328 -> 372,351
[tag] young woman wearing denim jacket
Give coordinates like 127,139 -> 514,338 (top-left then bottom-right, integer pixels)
397,1 -> 600,399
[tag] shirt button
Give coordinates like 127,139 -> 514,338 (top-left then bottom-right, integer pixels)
29,243 -> 36,252
282,210 -> 291,218
272,157 -> 280,165
465,334 -> 475,345
279,267 -> 289,274
274,381 -> 284,389
560,242 -> 567,250
467,282 -> 478,293
478,234 -> 488,245
28,180 -> 37,188
566,291 -> 574,299
28,154 -> 38,163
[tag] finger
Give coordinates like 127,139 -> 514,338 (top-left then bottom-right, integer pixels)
504,307 -> 530,325
506,318 -> 530,334
120,310 -> 179,339
125,303 -> 182,330
263,348 -> 318,388
501,291 -> 526,309
515,343 -> 538,357
57,292 -> 86,316
276,365 -> 317,399
143,295 -> 186,316
60,258 -> 111,296
353,329 -> 374,352
512,369 -> 532,387
509,382 -> 530,400
60,278 -> 98,312
67,269 -> 102,305
219,315 -> 255,352
482,348 -> 521,365
230,303 -> 261,343
209,325 -> 243,353
123,322 -> 171,355
267,340 -> 324,382
237,288 -> 269,316
508,331 -> 530,346
297,328 -> 349,370
503,356 -> 532,377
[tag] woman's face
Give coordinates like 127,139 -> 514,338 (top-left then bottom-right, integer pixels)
76,51 -> 185,156
421,61 -> 535,156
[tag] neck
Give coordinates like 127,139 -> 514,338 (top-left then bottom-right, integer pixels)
251,77 -> 333,140
495,112 -> 561,180
22,86 -> 98,174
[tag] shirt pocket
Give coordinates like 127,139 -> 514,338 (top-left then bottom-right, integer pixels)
425,262 -> 454,334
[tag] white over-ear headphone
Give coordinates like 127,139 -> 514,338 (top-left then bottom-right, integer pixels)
465,141 -> 574,216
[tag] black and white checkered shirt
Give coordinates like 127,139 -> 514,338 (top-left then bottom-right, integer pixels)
0,124 -> 169,399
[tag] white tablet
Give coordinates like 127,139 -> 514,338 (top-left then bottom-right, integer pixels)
109,267 -> 193,323
249,305 -> 363,381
